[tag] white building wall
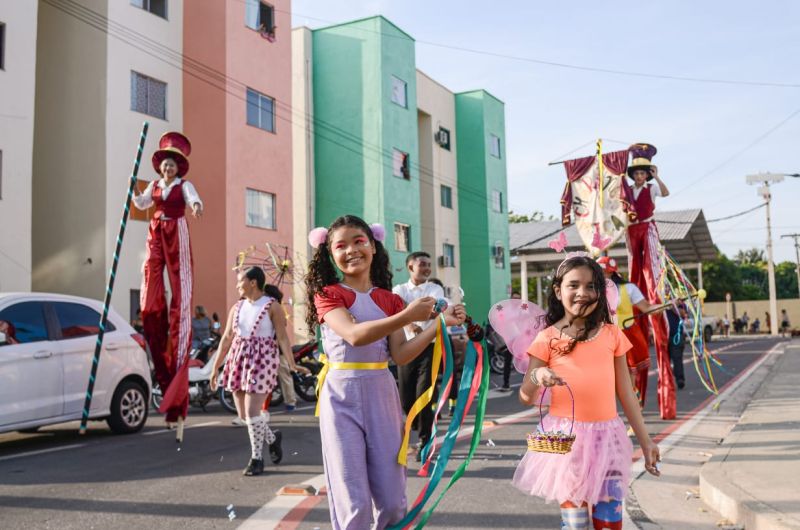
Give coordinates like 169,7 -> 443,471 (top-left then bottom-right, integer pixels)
0,2 -> 38,292
291,27 -> 314,339
415,70 -> 461,299
105,0 -> 184,320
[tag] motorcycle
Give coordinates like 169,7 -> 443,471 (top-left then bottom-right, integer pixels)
485,323 -> 508,375
267,340 -> 322,407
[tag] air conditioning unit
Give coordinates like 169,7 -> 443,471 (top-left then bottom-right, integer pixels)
434,129 -> 450,147
438,255 -> 452,267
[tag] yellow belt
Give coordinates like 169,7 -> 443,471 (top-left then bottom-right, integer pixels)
314,354 -> 389,416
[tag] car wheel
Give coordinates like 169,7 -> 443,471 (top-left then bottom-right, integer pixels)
151,386 -> 163,410
107,381 -> 149,434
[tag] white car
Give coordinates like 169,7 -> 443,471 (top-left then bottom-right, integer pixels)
0,293 -> 151,434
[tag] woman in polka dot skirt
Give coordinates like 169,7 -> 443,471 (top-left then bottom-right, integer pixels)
211,266 -> 309,476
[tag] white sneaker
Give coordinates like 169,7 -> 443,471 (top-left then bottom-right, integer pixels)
231,417 -> 246,427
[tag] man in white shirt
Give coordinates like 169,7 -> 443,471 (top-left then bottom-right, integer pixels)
392,251 -> 444,459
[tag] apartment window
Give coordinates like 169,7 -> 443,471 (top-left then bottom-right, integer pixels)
131,0 -> 167,19
245,0 -> 275,33
390,76 -> 407,108
493,242 -> 505,269
131,71 -> 167,120
393,149 -> 410,180
129,179 -> 155,222
489,134 -> 502,158
441,243 -> 455,268
246,88 -> 276,133
0,23 -> 5,70
440,184 -> 453,209
394,223 -> 410,252
246,188 -> 276,229
491,189 -> 503,213
435,126 -> 450,150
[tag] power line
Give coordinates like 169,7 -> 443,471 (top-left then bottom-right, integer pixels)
670,107 -> 800,198
275,3 -> 800,89
42,0 -> 507,217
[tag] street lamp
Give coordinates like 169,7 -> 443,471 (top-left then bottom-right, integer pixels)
746,172 -> 782,336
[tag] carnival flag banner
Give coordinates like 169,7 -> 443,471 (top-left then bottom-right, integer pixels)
559,141 -> 634,256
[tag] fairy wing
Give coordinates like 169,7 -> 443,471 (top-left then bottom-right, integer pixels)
488,299 -> 547,374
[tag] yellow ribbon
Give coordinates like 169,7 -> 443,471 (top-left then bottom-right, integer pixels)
397,316 -> 445,466
597,138 -> 605,209
314,354 -> 389,416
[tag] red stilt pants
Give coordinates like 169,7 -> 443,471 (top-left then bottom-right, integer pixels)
626,221 -> 676,419
141,217 -> 193,422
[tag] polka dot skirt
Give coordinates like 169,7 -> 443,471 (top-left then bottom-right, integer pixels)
221,300 -> 280,394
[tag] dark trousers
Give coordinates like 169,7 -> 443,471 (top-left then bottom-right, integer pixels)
669,342 -> 685,385
398,343 -> 436,445
501,347 -> 512,387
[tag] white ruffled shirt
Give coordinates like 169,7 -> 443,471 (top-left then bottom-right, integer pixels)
132,177 -> 203,213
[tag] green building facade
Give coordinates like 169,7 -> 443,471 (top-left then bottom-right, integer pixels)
310,17 -> 511,313
455,91 -> 511,321
312,17 -> 420,279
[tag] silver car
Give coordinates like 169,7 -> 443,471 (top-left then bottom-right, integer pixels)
0,293 -> 151,434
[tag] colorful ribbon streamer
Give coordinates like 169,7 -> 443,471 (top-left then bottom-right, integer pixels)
397,315 -> 445,466
389,334 -> 490,529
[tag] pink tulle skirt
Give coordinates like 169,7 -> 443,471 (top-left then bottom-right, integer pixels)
512,415 -> 632,506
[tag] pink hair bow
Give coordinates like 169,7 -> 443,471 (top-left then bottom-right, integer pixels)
308,227 -> 328,249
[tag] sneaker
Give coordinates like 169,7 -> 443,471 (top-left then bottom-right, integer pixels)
285,404 -> 296,412
497,386 -> 512,393
677,380 -> 685,390
231,417 -> 246,427
243,458 -> 264,476
269,430 -> 283,464
414,441 -> 424,463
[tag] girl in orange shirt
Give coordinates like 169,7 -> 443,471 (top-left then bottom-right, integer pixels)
513,255 -> 660,529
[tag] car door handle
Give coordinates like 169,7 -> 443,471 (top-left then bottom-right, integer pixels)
34,351 -> 53,359
106,343 -> 119,351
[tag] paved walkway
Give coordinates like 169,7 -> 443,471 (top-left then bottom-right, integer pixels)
699,341 -> 800,530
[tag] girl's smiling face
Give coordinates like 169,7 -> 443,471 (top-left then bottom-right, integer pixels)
160,158 -> 178,180
555,265 -> 599,319
329,226 -> 375,276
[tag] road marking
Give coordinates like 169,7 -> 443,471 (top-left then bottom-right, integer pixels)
254,341 -> 785,528
237,473 -> 327,530
0,443 -> 86,462
142,420 -> 221,436
631,341 -> 785,476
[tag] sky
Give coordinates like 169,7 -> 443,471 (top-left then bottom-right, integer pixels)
291,0 -> 800,263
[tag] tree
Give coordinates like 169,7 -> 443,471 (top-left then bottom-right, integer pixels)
735,248 -> 766,265
508,210 -> 556,224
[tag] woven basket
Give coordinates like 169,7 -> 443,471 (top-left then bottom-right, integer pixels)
526,384 -> 576,455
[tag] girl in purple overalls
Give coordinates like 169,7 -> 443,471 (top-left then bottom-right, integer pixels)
305,215 -> 465,530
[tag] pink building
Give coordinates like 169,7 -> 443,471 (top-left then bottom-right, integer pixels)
184,0 -> 293,317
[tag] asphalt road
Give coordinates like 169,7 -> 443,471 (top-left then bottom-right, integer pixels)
0,336 -> 783,529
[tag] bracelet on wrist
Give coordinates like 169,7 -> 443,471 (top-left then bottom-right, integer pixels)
530,368 -> 541,386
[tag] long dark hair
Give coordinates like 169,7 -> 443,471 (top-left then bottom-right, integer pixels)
546,256 -> 612,354
305,215 -> 393,332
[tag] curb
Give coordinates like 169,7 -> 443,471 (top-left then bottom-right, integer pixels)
699,343 -> 800,530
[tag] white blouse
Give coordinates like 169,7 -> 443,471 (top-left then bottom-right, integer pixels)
236,296 -> 276,338
132,177 -> 203,211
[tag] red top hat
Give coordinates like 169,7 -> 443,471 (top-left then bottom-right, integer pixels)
152,132 -> 191,177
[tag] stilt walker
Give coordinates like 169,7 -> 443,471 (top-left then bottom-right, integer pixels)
624,143 -> 676,419
133,132 -> 203,438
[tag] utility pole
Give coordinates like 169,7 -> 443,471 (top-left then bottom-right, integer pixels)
781,233 -> 800,300
746,172 -> 783,336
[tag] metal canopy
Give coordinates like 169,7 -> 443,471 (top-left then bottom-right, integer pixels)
510,209 -> 717,274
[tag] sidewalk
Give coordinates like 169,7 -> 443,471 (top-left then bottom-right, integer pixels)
700,341 -> 800,530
